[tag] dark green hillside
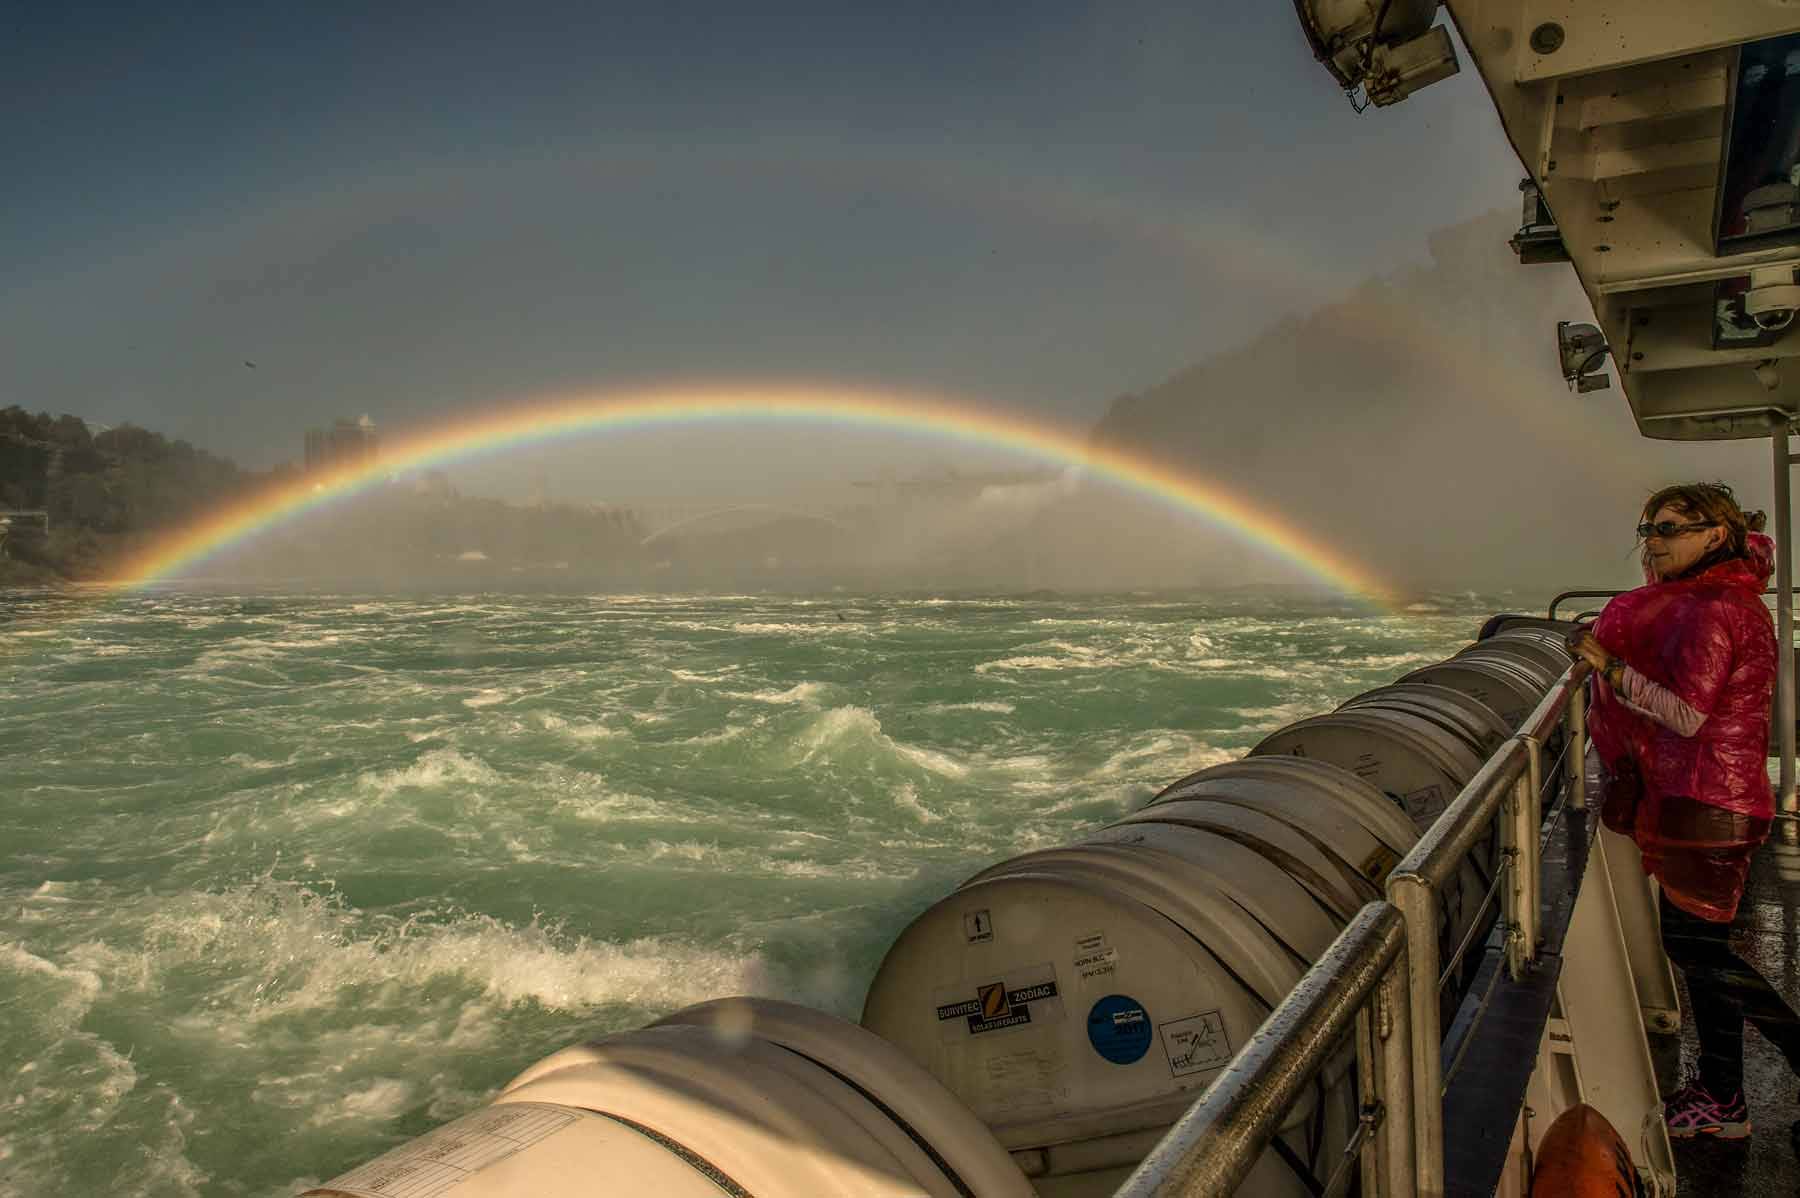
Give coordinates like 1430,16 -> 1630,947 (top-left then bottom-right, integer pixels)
0,407 -> 269,581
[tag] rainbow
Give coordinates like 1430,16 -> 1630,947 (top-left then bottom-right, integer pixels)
111,384 -> 1390,600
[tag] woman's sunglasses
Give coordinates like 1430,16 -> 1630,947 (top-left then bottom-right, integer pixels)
1636,520 -> 1715,540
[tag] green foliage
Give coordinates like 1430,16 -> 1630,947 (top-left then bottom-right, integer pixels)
0,406 -> 260,580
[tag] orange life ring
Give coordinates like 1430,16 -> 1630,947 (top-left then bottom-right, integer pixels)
1528,1103 -> 1645,1197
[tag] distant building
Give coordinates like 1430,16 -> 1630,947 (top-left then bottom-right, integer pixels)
304,415 -> 379,472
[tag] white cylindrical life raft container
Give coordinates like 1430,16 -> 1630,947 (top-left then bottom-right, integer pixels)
860,757 -> 1444,1197
301,997 -> 1033,1198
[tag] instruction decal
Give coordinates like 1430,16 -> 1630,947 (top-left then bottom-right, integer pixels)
1401,784 -> 1445,821
1161,1010 -> 1234,1077
964,908 -> 994,944
934,963 -> 1063,1039
1072,931 -> 1116,980
1086,994 -> 1153,1065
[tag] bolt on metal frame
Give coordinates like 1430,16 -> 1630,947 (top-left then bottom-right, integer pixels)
1115,665 -> 1590,1198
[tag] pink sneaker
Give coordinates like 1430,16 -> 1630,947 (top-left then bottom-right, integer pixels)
1664,1082 -> 1751,1139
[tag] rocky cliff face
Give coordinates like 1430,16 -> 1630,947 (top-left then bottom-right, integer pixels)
1086,210 -> 1770,592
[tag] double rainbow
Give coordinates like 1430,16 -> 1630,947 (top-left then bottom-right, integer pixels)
112,385 -> 1388,600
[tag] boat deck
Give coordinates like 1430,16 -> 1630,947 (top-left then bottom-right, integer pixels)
1660,842 -> 1800,1195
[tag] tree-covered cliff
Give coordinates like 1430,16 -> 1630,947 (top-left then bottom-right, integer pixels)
0,407 -> 265,581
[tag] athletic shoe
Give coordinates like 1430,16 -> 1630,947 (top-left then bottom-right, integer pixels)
1664,1082 -> 1751,1139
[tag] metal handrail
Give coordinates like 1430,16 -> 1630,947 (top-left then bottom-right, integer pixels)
1549,586 -> 1800,621
1114,903 -> 1409,1198
1116,663 -> 1589,1197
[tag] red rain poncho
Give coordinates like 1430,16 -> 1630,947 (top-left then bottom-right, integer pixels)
1586,534 -> 1777,920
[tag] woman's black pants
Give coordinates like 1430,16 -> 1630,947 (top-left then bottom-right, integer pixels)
1659,889 -> 1800,1097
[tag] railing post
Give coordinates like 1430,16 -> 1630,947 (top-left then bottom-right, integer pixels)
1565,677 -> 1587,811
1505,769 -> 1537,979
1115,904 -> 1406,1197
1369,951 -> 1416,1198
1384,872 -> 1444,1197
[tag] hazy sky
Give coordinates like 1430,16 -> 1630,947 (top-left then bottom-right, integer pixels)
3,2 -> 1527,500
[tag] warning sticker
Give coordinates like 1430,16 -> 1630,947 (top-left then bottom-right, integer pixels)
1161,1010 -> 1234,1077
314,1102 -> 579,1198
964,909 -> 994,944
1086,994 -> 1153,1065
933,963 -> 1064,1041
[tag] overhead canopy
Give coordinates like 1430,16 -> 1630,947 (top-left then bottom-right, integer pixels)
1295,1 -> 1800,441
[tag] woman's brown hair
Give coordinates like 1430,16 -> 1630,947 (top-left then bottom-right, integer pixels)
1640,482 -> 1765,574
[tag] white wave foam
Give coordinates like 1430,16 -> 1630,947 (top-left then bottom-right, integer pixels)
669,666 -> 741,682
307,1078 -> 414,1128
1226,700 -> 1318,730
678,724 -> 748,746
925,700 -> 1015,714
533,712 -> 622,740
797,707 -> 969,778
225,751 -> 293,770
731,682 -> 825,705
889,782 -> 940,823
1338,651 -> 1440,669
1182,658 -> 1304,679
461,688 -> 511,709
90,879 -> 786,1016
555,790 -> 698,824
355,749 -> 498,796
731,622 -> 848,636
987,752 -> 1052,772
976,654 -> 1096,674
1089,735 -> 1235,783
0,944 -> 104,1034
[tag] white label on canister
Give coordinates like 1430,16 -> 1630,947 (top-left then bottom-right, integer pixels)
1161,1011 -> 1234,1078
1072,930 -> 1107,955
315,1102 -> 579,1197
976,1046 -> 1069,1118
1074,946 -> 1118,982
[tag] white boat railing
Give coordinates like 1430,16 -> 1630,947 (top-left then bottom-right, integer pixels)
1115,663 -> 1590,1198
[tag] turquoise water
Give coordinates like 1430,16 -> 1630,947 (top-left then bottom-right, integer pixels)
0,589 -> 1507,1196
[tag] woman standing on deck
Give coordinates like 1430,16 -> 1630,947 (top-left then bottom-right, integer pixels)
1571,482 -> 1800,1140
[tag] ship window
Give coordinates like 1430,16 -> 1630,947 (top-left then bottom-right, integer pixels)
1717,33 -> 1800,254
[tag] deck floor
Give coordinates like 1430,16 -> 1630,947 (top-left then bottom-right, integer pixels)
1659,840 -> 1800,1195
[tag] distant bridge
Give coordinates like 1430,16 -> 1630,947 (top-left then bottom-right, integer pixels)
636,503 -> 858,547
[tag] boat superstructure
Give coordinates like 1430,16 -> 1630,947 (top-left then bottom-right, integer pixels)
300,6 -> 1800,1197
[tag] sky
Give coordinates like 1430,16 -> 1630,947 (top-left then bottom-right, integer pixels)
0,1 -> 1532,507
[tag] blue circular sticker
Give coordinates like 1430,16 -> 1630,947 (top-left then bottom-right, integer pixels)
1086,994 -> 1152,1065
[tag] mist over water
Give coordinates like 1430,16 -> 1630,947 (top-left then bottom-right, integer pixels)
0,587 -> 1513,1195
